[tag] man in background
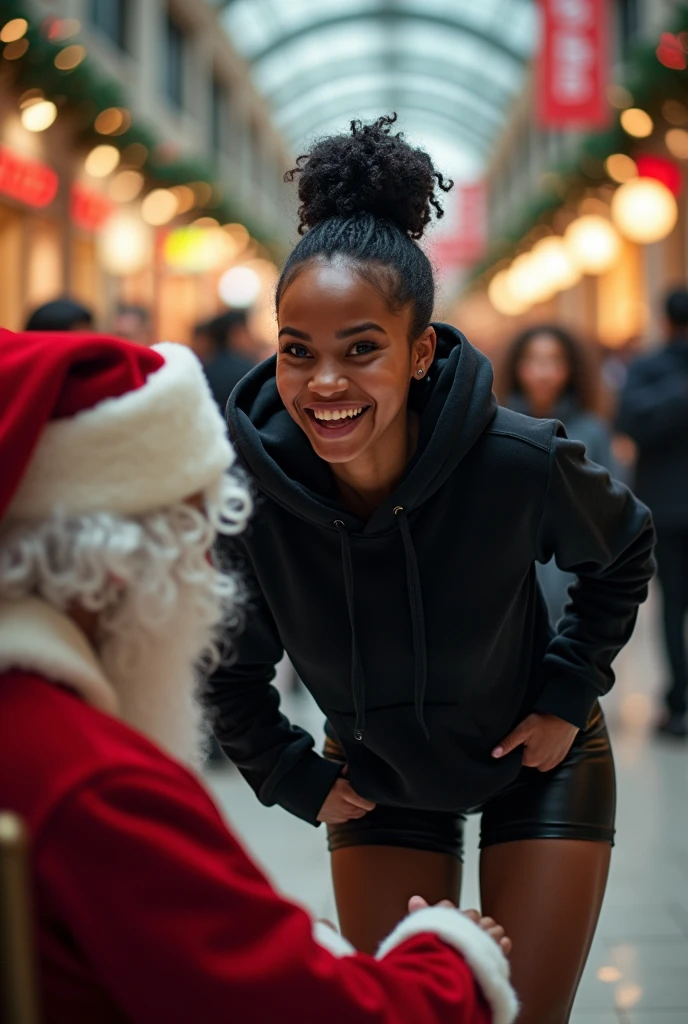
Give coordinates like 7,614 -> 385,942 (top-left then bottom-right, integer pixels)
193,309 -> 256,416
113,303 -> 152,346
617,288 -> 688,738
25,298 -> 94,332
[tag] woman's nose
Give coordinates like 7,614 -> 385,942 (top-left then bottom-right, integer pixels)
308,366 -> 348,396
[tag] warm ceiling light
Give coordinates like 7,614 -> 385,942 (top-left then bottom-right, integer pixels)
1,18 -> 28,43
120,143 -> 148,168
54,44 -> 86,70
666,128 -> 688,160
141,189 -> 179,226
530,236 -> 581,293
95,107 -> 125,135
3,38 -> 29,59
663,99 -> 688,125
564,215 -> 621,275
506,252 -> 554,306
108,169 -> 144,203
620,108 -> 653,139
170,185 -> 195,214
97,211 -> 152,276
487,269 -> 530,316
85,144 -> 121,178
606,84 -> 633,109
604,153 -> 638,184
611,177 -> 678,244
218,266 -> 262,308
21,100 -> 57,132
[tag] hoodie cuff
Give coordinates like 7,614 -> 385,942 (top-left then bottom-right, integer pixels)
376,908 -> 518,1024
533,674 -> 599,730
269,751 -> 343,827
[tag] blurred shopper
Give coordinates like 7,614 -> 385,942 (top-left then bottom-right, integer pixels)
502,325 -> 615,623
193,310 -> 255,415
0,328 -> 516,1024
617,289 -> 688,738
209,116 -> 654,1024
112,302 -> 152,346
24,297 -> 94,332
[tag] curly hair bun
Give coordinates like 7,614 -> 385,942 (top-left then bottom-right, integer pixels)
286,114 -> 453,240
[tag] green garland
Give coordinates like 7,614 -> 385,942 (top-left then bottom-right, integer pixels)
473,1 -> 688,283
0,0 -> 273,244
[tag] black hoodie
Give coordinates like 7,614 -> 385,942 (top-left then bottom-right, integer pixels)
210,325 -> 654,826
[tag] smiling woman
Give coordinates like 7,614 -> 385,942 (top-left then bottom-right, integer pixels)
208,114 -> 655,1024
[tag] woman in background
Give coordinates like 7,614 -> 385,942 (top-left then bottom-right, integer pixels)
502,325 -> 616,623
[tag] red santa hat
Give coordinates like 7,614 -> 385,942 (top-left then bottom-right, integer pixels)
0,330 -> 234,523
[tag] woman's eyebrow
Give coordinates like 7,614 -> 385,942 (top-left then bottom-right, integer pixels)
278,326 -> 311,340
336,322 -> 387,339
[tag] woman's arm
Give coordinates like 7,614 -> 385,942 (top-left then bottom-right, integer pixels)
533,427 -> 655,729
208,537 -> 341,825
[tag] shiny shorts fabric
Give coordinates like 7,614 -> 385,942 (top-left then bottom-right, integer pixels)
324,704 -> 616,860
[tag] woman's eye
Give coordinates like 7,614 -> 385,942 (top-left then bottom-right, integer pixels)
281,343 -> 312,358
349,341 -> 378,356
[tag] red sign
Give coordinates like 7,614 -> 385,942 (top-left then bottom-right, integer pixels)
0,146 -> 58,208
537,0 -> 610,129
70,182 -> 114,232
433,181 -> 487,268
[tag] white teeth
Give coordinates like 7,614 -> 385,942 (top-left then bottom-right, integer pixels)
313,407 -> 364,422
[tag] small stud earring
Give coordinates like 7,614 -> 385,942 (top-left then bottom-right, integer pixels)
417,368 -> 424,377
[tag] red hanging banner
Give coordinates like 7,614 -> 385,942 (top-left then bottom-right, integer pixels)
433,181 -> 487,268
537,0 -> 610,129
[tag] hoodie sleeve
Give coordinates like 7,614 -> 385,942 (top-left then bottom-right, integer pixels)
207,540 -> 342,827
533,427 -> 655,729
616,356 -> 688,451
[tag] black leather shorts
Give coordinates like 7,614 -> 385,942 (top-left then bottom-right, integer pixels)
324,704 -> 616,860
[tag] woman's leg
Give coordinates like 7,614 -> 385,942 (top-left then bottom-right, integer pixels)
331,846 -> 461,954
480,838 -> 611,1024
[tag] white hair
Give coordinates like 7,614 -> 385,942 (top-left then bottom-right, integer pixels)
0,470 -> 252,767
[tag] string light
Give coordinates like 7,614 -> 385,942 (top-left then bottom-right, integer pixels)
611,178 -> 678,244
564,215 -> 621,275
0,19 -> 28,43
620,108 -> 653,139
21,100 -> 57,132
85,145 -> 121,178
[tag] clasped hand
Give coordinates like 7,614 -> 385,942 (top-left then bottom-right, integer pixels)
492,712 -> 579,772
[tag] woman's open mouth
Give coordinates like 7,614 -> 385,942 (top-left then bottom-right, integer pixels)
304,405 -> 371,439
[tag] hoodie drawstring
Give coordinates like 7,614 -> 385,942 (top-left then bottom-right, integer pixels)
334,508 -> 429,743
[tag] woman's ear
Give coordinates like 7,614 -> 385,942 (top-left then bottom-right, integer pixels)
411,326 -> 437,378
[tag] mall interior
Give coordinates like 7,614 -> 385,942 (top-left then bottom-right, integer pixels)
1,1 -> 688,1022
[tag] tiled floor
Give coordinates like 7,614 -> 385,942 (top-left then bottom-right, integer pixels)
206,591 -> 688,1022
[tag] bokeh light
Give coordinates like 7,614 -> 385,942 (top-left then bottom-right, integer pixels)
20,100 -> 57,133
1,19 -> 28,43
620,108 -> 653,139
605,154 -> 638,184
97,211 -> 153,276
487,268 -> 529,316
85,145 -> 121,178
666,128 -> 688,160
141,189 -> 179,226
218,266 -> 262,307
54,44 -> 86,71
564,215 -> 621,275
108,170 -> 144,203
611,177 -> 678,244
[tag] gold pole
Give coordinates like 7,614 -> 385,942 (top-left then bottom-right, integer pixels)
0,813 -> 41,1024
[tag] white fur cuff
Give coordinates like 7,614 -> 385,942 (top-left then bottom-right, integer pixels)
312,921 -> 356,958
376,907 -> 518,1024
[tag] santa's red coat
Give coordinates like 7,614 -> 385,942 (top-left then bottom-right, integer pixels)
0,664 -> 516,1023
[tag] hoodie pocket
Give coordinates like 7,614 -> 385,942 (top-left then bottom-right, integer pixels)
327,702 -> 523,813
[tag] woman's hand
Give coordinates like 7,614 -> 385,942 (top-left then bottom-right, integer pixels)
408,896 -> 512,955
492,712 -> 579,772
317,775 -> 377,824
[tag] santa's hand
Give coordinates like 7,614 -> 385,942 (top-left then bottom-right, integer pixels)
407,896 -> 512,955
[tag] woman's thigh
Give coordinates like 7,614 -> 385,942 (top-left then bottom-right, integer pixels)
330,845 -> 462,954
480,838 -> 611,1024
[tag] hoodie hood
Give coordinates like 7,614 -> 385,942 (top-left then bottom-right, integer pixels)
227,323 -> 498,535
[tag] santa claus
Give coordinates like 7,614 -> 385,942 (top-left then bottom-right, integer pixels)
0,330 -> 517,1023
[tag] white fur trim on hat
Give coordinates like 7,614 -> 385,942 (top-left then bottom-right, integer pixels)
0,598 -> 118,715
376,907 -> 518,1024
6,342 -> 233,521
312,921 -> 356,958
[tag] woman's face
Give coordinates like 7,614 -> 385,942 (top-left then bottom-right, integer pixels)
516,334 -> 571,410
277,259 -> 434,465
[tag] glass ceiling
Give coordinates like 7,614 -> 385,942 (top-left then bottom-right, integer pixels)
218,0 -> 537,181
